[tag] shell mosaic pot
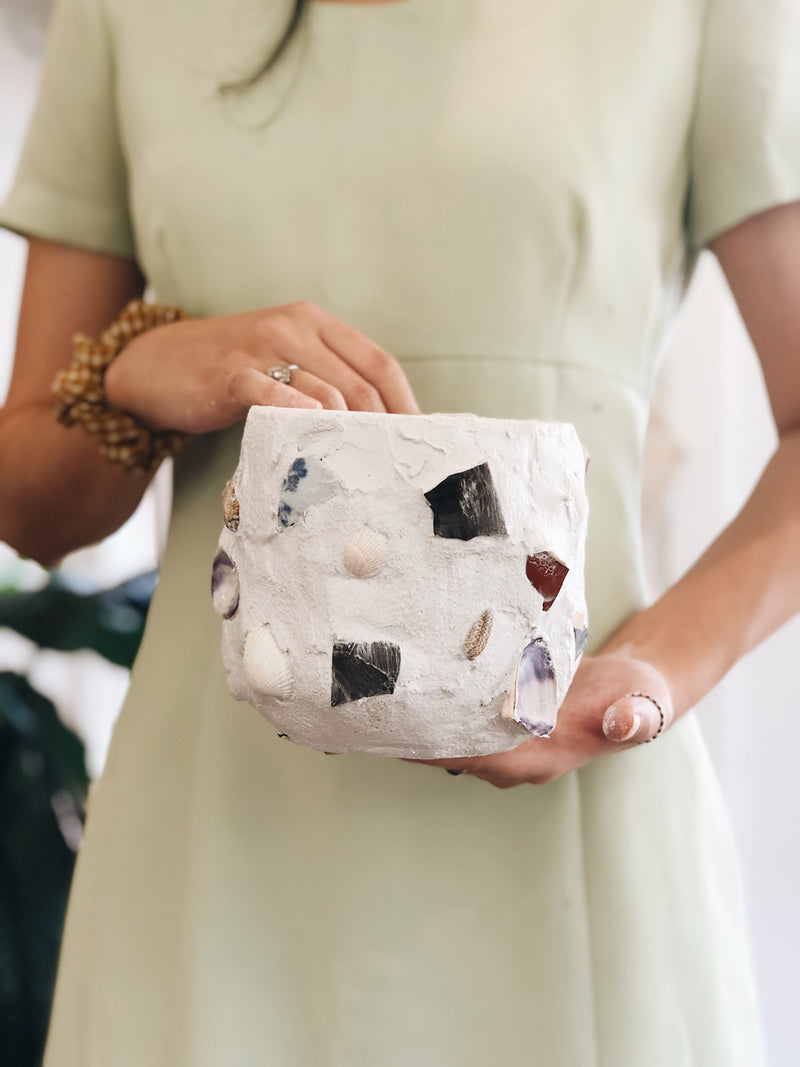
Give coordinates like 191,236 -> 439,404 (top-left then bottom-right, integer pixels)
212,406 -> 589,759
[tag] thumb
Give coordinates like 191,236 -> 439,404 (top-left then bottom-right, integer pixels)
602,693 -> 668,744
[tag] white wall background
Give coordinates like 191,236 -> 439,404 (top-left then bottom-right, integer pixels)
1,5 -> 798,1062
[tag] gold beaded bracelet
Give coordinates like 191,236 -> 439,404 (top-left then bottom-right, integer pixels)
53,298 -> 188,475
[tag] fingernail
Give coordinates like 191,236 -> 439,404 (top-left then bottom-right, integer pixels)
602,704 -> 618,737
619,713 -> 641,742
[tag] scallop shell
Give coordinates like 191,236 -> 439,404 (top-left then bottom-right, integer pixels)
342,527 -> 387,578
222,480 -> 239,532
243,625 -> 296,701
211,549 -> 239,619
463,609 -> 493,660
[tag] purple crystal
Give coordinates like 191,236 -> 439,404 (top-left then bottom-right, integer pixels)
513,638 -> 557,736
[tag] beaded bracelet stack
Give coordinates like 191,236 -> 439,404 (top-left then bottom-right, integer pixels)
53,298 -> 187,475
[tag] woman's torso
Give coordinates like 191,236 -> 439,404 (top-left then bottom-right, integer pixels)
107,0 -> 706,641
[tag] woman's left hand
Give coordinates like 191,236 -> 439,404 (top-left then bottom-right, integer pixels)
409,652 -> 675,788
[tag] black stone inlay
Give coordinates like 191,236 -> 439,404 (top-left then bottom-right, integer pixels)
424,462 -> 507,540
331,641 -> 401,707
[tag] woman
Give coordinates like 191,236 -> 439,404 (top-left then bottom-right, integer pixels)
1,0 -> 798,1063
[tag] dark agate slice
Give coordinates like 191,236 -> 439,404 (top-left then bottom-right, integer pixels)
211,549 -> 239,619
513,638 -> 557,736
525,551 -> 569,611
331,641 -> 401,707
424,463 -> 507,540
277,456 -> 336,529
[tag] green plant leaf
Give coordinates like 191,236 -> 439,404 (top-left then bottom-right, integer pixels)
0,673 -> 87,1066
0,571 -> 155,668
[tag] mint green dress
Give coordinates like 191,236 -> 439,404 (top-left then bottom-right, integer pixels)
3,1 -> 799,1063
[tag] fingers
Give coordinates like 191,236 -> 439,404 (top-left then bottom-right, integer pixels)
602,694 -> 671,744
404,755 -> 527,788
318,316 -> 421,415
247,303 -> 420,414
290,344 -> 389,412
228,365 -> 321,413
288,368 -> 349,410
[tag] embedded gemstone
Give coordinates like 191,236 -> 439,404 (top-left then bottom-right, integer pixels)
331,640 -> 401,706
424,462 -> 507,540
525,551 -> 569,611
513,638 -> 557,736
277,455 -> 336,529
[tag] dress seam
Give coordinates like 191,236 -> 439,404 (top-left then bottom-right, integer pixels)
394,353 -> 648,396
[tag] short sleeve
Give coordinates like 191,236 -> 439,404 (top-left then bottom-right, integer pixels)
686,0 -> 800,250
0,0 -> 135,258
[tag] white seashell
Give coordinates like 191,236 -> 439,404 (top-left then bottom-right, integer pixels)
222,480 -> 239,531
243,625 -> 296,701
342,527 -> 387,578
463,609 -> 493,660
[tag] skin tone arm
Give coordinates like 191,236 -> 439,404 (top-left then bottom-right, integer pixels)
0,237 -> 419,567
0,243 -> 149,565
603,204 -> 800,714
417,201 -> 800,787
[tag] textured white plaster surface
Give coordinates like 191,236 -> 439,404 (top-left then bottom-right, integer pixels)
216,407 -> 588,758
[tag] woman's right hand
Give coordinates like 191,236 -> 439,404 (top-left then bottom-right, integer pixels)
105,300 -> 420,434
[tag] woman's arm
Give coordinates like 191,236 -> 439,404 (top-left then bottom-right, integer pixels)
415,201 -> 800,786
0,237 -> 419,568
0,239 -> 149,566
602,202 -> 800,718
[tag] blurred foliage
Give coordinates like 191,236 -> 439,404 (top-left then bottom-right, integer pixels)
0,572 -> 155,668
0,673 -> 87,1064
0,572 -> 154,1067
